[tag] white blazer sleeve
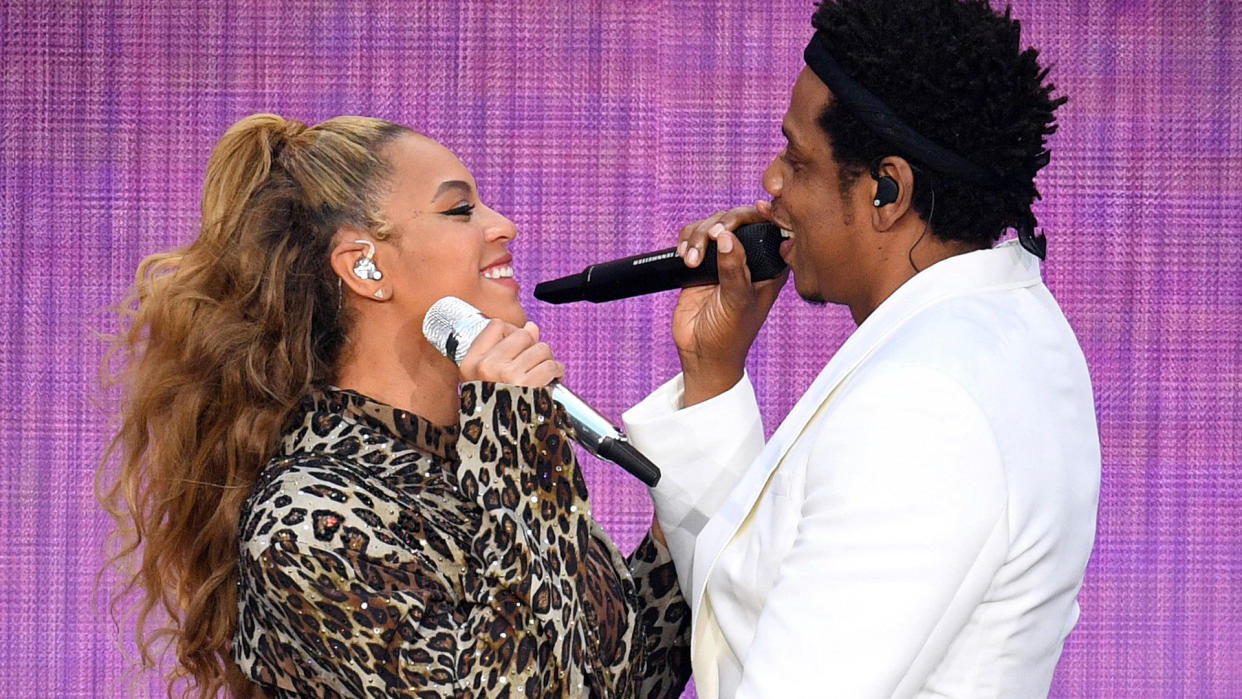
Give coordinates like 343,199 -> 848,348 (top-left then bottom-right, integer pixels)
623,372 -> 766,597
736,366 -> 1008,699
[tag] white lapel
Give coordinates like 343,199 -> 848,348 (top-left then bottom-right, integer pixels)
686,240 -> 1042,621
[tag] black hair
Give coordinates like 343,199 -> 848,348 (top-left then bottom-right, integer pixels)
811,0 -> 1066,247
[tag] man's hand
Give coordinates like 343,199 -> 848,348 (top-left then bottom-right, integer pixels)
673,205 -> 788,406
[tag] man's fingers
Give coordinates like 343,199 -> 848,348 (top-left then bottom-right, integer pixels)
754,268 -> 790,309
717,205 -> 765,232
678,206 -> 766,269
709,225 -> 755,308
679,210 -> 726,268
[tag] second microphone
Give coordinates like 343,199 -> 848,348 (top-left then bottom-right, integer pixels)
534,222 -> 788,304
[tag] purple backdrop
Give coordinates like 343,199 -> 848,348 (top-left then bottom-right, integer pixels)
1,0 -> 1238,696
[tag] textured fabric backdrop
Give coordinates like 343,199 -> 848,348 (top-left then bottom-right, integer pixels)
0,0 -> 1238,696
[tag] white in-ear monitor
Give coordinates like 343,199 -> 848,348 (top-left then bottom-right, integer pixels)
352,239 -> 383,281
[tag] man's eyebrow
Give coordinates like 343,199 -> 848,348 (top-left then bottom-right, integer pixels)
781,126 -> 799,152
432,179 -> 473,201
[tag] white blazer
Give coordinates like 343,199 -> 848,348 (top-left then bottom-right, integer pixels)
624,241 -> 1100,698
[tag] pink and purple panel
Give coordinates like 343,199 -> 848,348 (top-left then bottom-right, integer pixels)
0,0 -> 1237,696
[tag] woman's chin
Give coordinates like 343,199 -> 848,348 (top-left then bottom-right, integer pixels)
475,292 -> 527,327
497,304 -> 528,328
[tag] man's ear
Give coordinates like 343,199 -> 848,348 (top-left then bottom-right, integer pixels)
869,156 -> 916,232
330,233 -> 392,302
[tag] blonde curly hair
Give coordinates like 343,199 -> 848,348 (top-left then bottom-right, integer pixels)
98,113 -> 410,696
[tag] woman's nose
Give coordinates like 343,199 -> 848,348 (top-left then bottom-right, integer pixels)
485,207 -> 517,242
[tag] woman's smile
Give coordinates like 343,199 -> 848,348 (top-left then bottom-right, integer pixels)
481,253 -> 518,290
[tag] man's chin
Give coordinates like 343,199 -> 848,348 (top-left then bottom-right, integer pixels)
793,280 -> 827,306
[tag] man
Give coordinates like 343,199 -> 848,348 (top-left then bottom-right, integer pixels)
621,1 -> 1100,697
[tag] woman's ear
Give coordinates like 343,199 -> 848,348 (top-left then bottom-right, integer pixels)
330,235 -> 392,302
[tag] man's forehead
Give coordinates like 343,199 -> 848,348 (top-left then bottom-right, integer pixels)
785,66 -> 831,141
793,67 -> 830,114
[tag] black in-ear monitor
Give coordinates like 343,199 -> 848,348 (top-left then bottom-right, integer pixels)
870,161 -> 899,207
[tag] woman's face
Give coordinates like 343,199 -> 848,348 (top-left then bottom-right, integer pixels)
376,134 -> 527,330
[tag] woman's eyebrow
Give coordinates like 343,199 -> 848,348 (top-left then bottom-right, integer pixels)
432,179 -> 473,202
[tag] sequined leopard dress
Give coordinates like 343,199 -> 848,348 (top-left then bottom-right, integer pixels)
233,382 -> 691,698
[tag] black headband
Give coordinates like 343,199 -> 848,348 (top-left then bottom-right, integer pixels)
803,32 -> 1048,259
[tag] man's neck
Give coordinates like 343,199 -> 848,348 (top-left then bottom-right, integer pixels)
849,230 -> 981,325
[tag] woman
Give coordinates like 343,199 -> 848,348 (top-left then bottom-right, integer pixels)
99,114 -> 690,697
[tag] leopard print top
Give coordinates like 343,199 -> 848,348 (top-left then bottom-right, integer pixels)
233,382 -> 690,698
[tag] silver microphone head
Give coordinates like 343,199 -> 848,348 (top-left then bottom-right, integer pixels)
422,296 -> 491,365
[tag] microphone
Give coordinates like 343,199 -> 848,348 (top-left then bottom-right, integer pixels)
534,222 -> 788,304
422,296 -> 662,487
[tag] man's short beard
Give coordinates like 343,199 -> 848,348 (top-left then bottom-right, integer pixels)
798,290 -> 828,306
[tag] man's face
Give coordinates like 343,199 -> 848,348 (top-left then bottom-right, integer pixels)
763,67 -> 872,306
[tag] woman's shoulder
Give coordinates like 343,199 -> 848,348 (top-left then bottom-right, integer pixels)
249,452 -> 384,512
238,454 -> 367,536
238,454 -> 391,551
238,452 -> 475,571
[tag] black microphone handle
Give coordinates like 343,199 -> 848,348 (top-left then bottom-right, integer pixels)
595,437 -> 661,487
535,222 -> 786,304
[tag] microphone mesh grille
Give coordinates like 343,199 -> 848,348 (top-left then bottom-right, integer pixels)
736,222 -> 788,281
422,296 -> 490,364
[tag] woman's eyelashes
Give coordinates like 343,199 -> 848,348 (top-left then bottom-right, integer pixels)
440,202 -> 476,218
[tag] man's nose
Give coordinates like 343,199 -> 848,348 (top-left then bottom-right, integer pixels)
762,159 -> 784,198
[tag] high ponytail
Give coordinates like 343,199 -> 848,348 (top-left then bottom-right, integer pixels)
98,113 -> 410,697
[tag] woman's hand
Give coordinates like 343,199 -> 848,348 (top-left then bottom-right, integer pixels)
458,320 -> 565,387
673,205 -> 788,406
